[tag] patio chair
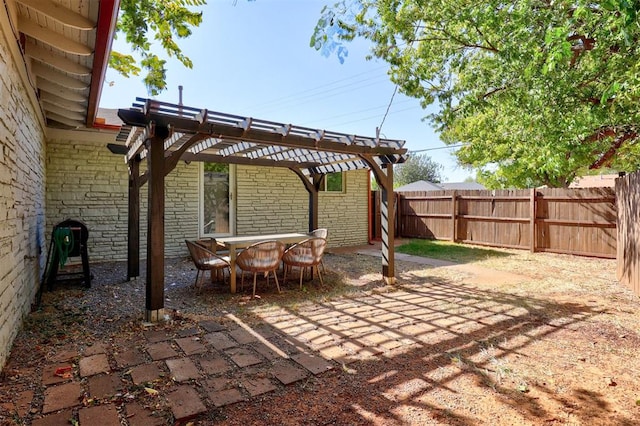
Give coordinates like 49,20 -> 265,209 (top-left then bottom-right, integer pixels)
185,240 -> 231,291
282,237 -> 327,289
235,240 -> 286,298
309,228 -> 328,273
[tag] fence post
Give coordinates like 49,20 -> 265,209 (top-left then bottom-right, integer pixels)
451,190 -> 457,242
396,192 -> 402,237
529,188 -> 536,252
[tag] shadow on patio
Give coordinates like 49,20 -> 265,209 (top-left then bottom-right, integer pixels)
0,249 -> 634,426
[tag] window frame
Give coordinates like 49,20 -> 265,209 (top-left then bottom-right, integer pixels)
320,171 -> 345,193
198,162 -> 236,238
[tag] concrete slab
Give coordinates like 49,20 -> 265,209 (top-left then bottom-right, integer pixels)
79,354 -> 111,377
166,358 -> 200,382
42,382 -> 82,413
78,404 -> 120,426
146,342 -> 178,360
166,385 -> 207,421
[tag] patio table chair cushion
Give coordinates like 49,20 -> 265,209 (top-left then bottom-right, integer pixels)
308,228 -> 328,273
283,237 -> 327,289
185,240 -> 231,291
235,240 -> 286,297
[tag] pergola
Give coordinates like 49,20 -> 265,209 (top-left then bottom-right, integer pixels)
115,98 -> 407,321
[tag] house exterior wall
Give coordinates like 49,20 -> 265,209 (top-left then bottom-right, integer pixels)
45,130 -> 199,262
0,26 -> 47,367
235,166 -> 369,247
45,139 -> 370,268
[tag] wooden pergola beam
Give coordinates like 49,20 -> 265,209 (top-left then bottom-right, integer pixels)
118,109 -> 406,158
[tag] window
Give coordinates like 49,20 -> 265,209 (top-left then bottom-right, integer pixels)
200,163 -> 234,236
321,172 -> 345,192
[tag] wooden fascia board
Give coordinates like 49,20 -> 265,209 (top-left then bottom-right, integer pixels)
86,0 -> 120,127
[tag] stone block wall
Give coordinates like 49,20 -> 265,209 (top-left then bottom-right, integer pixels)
46,131 -> 199,263
0,28 -> 47,367
235,166 -> 369,247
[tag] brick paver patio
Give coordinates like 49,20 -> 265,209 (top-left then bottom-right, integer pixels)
9,317 -> 334,425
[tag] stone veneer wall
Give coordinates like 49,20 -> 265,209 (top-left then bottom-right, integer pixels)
235,166 -> 369,247
0,28 -> 47,367
46,131 -> 199,262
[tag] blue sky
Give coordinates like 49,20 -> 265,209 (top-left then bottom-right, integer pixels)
99,0 -> 470,182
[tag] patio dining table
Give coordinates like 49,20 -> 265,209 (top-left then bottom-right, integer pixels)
216,232 -> 309,293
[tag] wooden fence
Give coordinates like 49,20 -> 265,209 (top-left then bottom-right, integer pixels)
616,173 -> 640,296
372,188 -> 617,259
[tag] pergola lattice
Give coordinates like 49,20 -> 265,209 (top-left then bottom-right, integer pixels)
116,98 -> 407,320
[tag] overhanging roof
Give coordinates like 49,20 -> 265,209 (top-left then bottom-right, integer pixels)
10,0 -> 119,128
116,98 -> 407,176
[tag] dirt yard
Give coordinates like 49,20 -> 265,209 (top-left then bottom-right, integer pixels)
1,245 -> 639,425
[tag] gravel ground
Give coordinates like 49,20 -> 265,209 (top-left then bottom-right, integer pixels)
2,247 -> 640,425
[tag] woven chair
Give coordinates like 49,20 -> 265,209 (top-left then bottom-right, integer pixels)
308,228 -> 328,273
185,240 -> 231,291
283,237 -> 327,289
236,240 -> 286,298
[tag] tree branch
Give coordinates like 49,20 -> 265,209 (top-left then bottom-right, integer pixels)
589,130 -> 638,169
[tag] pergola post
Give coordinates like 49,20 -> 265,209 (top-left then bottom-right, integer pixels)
127,158 -> 140,280
379,164 -> 396,283
362,156 -> 396,284
145,124 -> 169,322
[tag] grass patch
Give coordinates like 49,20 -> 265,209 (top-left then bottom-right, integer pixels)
396,239 -> 510,263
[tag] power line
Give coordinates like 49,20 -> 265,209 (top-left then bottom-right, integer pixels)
409,144 -> 463,153
298,98 -> 414,127
377,85 -> 398,136
244,65 -> 390,113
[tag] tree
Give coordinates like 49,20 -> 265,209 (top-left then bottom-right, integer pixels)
394,153 -> 443,186
110,0 -> 207,96
311,1 -> 640,188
